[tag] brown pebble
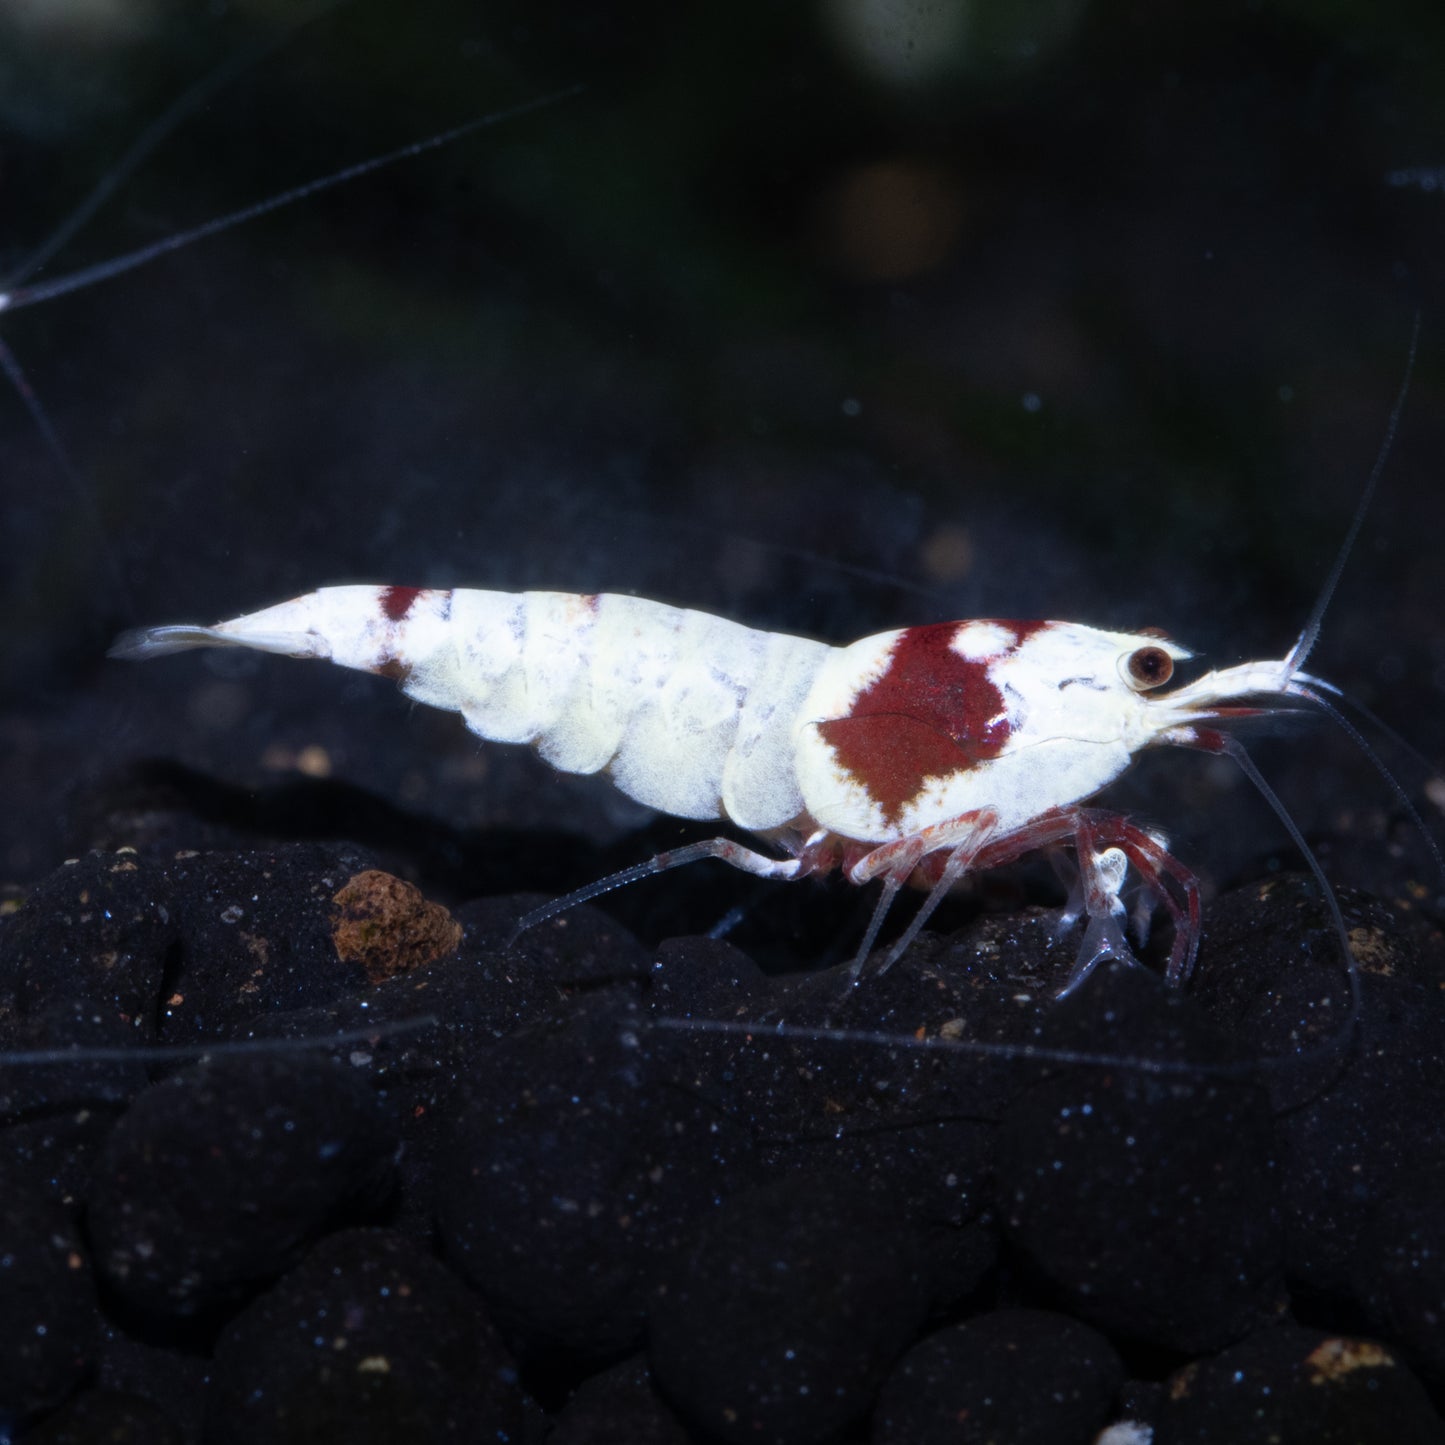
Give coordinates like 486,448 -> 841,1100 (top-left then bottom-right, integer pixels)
330,869 -> 463,983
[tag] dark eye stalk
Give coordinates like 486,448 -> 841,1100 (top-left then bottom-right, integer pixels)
1126,645 -> 1174,691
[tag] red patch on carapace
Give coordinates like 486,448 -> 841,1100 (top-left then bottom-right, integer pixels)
380,586 -> 424,621
817,620 -> 1043,826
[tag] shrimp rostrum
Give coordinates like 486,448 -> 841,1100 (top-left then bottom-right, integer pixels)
111,582 -> 1330,995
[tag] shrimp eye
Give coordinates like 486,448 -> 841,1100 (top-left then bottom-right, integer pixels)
1123,645 -> 1174,691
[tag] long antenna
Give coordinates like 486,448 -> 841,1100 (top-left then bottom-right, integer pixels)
1290,680 -> 1445,887
0,1014 -> 438,1067
1286,311 -> 1421,674
1215,735 -> 1361,1003
2,0 -> 348,292
0,86 -> 585,315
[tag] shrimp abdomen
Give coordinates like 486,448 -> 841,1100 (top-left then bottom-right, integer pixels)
112,585 -> 834,830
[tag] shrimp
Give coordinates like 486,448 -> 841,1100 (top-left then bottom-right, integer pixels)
6,32 -> 1445,1445
4,12 -> 1434,1063
106,579 -> 1352,998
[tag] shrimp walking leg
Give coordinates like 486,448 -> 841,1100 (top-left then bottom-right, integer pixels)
844,808 -> 1000,980
962,808 -> 1202,992
504,836 -> 804,946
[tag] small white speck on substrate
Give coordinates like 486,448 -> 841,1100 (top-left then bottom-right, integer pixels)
1094,1422 -> 1153,1445
1021,392 -> 1041,412
349,1052 -> 373,1067
841,397 -> 861,416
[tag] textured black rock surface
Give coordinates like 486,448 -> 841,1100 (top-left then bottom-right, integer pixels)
1,824 -> 1443,1442
0,1193 -> 99,1420
647,1177 -> 933,1444
206,1228 -> 526,1445
1154,1324 -> 1444,1444
88,1054 -> 397,1320
4,2 -> 1445,1441
871,1309 -> 1125,1445
996,967 -> 1286,1355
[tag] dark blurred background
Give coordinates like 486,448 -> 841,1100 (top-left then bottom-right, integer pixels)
1,0 -> 1441,931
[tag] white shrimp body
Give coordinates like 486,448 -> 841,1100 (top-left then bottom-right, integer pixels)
111,586 -> 1252,853
108,580 -> 1321,988
792,619 -> 1196,843
112,585 -> 835,830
